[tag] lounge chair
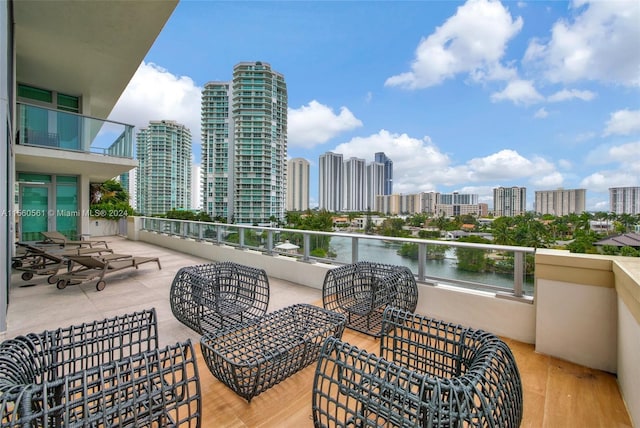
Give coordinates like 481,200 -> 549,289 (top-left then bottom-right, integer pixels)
12,243 -> 114,283
56,254 -> 161,291
39,231 -> 109,248
12,244 -> 66,283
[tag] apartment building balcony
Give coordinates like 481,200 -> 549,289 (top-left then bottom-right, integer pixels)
4,229 -> 638,427
15,102 -> 136,182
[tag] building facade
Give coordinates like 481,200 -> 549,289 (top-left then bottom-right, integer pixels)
319,152 -> 343,212
493,186 -> 527,217
343,157 -> 367,212
366,162 -> 385,211
201,62 -> 288,225
286,158 -> 309,211
534,188 -> 586,216
610,186 -> 640,215
374,152 -> 393,195
136,120 -> 191,216
1,0 -> 177,330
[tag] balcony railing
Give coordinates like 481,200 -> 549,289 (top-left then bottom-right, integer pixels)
17,102 -> 134,158
140,217 -> 536,301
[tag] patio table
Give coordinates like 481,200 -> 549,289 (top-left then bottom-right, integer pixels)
200,304 -> 346,402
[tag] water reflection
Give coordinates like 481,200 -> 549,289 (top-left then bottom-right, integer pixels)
329,236 -> 534,295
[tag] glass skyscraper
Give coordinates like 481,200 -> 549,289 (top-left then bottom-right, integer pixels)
374,152 -> 393,195
201,61 -> 287,225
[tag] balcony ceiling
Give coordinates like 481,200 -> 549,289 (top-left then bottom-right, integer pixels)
13,0 -> 178,119
14,145 -> 137,183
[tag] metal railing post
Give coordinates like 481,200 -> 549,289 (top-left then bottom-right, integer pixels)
303,233 -> 311,262
513,251 -> 524,297
418,243 -> 426,282
266,230 -> 273,255
351,237 -> 359,263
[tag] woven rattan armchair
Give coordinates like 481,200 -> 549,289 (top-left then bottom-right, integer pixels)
312,307 -> 523,427
171,262 -> 270,334
322,262 -> 418,337
0,308 -> 201,427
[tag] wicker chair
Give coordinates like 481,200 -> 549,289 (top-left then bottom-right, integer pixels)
0,308 -> 201,427
312,307 -> 523,427
322,262 -> 418,337
170,262 -> 270,334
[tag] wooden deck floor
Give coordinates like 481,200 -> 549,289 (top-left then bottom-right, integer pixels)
196,328 -> 632,427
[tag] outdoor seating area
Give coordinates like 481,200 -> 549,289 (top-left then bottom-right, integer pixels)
201,304 -> 347,402
0,308 -> 201,427
55,254 -> 161,291
171,262 -> 270,333
312,307 -> 523,427
322,261 -> 419,337
12,243 -> 114,282
4,237 -> 633,427
38,231 -> 109,248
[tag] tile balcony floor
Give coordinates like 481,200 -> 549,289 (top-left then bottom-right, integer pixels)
4,236 -> 633,427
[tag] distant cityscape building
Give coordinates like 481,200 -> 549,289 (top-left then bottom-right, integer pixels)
366,162 -> 385,211
493,186 -> 527,217
375,191 -> 480,216
126,168 -> 137,210
319,151 -> 392,212
319,152 -> 343,212
343,157 -> 367,211
136,120 -> 191,216
287,158 -> 309,211
201,61 -> 287,225
374,152 -> 393,195
534,188 -> 586,216
609,186 -> 640,215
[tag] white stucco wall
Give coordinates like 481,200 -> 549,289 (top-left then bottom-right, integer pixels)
535,278 -> 617,373
617,297 -> 639,427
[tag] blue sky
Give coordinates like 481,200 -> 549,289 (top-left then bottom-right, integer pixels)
109,0 -> 640,212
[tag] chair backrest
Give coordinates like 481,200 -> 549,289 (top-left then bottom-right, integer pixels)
0,309 -> 159,388
67,255 -> 108,269
41,231 -> 68,242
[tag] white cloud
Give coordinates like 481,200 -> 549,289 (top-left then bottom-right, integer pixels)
582,141 -> 640,191
531,171 -> 564,187
524,0 -> 640,86
580,170 -> 640,192
603,109 -> 640,136
558,159 -> 573,170
288,101 -> 363,148
534,108 -> 549,118
547,88 -> 596,102
109,62 -> 202,143
385,0 -> 523,89
490,79 -> 544,105
466,149 -> 557,181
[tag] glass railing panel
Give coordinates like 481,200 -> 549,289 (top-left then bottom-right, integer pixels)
17,103 -> 133,158
138,218 -> 535,297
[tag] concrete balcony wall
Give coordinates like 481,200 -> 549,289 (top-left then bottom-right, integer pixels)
535,249 -> 618,373
614,260 -> 640,427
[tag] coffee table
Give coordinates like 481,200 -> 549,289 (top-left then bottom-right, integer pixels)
200,304 -> 346,402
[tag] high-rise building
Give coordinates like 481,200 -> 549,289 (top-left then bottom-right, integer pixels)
287,158 -> 309,211
609,186 -> 640,215
366,162 -> 385,211
201,61 -> 288,225
493,186 -> 527,217
319,152 -> 343,212
534,188 -> 586,216
343,157 -> 367,212
374,152 -> 393,195
136,120 -> 192,216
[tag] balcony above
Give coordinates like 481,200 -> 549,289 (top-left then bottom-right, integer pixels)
15,103 -> 137,182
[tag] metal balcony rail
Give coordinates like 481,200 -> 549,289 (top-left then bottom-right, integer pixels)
17,102 -> 134,158
140,217 -> 536,300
